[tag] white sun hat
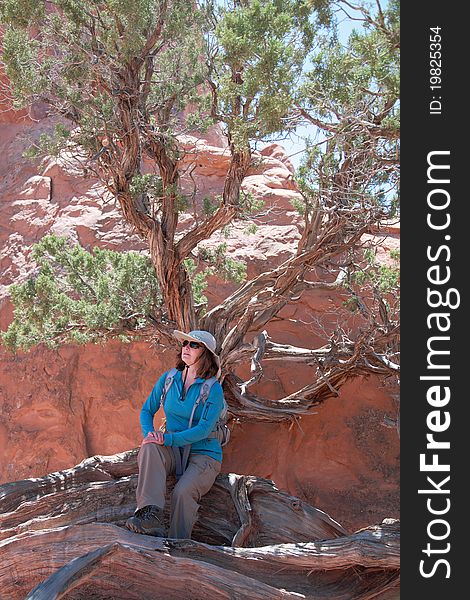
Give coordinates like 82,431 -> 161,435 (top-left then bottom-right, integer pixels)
173,330 -> 221,378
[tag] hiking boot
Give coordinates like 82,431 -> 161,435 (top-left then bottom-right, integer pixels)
125,505 -> 166,537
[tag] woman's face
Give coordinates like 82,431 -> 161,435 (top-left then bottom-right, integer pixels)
181,340 -> 205,366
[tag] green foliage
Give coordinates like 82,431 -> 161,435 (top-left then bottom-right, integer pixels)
239,190 -> 264,215
22,123 -> 72,159
1,27 -> 43,107
389,248 -> 400,261
1,1 -> 210,159
129,174 -> 163,199
290,196 -> 307,215
364,248 -> 376,265
202,195 -> 221,217
174,191 -> 190,213
212,0 -> 318,146
244,223 -> 258,235
1,236 -> 162,351
183,258 -> 212,307
296,0 -> 400,216
301,0 -> 399,112
0,0 -> 45,26
185,106 -> 215,135
349,248 -> 400,296
184,244 -> 247,312
198,243 -> 247,284
375,264 -> 400,294
128,174 -> 188,212
342,235 -> 400,319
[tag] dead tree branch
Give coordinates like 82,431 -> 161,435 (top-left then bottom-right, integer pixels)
0,450 -> 399,600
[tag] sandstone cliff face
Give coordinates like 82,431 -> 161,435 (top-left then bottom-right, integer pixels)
0,107 -> 399,531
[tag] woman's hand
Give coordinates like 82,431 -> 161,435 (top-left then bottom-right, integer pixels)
142,430 -> 165,445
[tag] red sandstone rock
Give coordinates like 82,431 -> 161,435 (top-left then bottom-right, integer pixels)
16,176 -> 51,201
260,142 -> 296,174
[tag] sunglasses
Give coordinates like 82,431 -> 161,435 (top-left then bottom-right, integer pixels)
182,340 -> 202,349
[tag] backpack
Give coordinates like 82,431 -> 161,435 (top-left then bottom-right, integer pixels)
160,368 -> 231,447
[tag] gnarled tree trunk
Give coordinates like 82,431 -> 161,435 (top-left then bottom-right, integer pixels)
0,450 -> 400,599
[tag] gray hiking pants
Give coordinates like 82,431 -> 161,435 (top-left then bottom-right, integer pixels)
136,442 -> 221,539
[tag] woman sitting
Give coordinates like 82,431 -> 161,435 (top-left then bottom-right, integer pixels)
126,329 -> 224,539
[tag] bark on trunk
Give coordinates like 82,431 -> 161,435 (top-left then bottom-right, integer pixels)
0,450 -> 400,600
149,226 -> 196,331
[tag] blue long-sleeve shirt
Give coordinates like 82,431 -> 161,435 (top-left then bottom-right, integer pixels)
140,369 -> 224,462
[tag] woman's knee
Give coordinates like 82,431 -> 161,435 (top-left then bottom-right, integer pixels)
139,442 -> 165,457
138,442 -> 168,469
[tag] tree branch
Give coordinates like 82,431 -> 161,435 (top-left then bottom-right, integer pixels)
175,148 -> 251,260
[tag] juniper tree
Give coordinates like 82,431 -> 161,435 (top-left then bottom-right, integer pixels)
0,0 -> 399,422
292,0 -> 400,392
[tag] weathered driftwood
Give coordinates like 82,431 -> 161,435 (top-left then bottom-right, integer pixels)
0,450 -> 346,546
2,522 -> 400,600
0,450 -> 400,599
0,450 -> 139,515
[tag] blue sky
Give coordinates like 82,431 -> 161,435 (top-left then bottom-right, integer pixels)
269,7 -> 368,170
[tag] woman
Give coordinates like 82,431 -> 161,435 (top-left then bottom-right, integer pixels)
126,329 -> 224,539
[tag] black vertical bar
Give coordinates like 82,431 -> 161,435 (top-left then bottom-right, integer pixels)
401,2 -> 464,597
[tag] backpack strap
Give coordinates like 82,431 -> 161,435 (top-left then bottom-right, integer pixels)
160,368 -> 178,408
186,376 -> 218,426
179,377 -> 218,477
